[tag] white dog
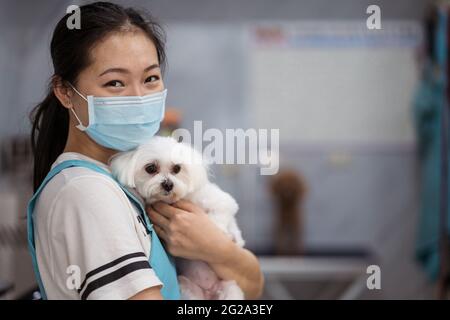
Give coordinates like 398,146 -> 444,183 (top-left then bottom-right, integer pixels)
109,136 -> 245,300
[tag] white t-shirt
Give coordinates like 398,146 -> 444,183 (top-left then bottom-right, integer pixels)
34,152 -> 163,300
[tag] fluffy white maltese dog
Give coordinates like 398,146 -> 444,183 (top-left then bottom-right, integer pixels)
110,136 -> 245,300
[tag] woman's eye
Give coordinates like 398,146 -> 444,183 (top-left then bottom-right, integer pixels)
145,163 -> 158,174
105,80 -> 124,87
145,75 -> 159,83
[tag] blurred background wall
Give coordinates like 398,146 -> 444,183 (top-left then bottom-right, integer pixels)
0,0 -> 437,299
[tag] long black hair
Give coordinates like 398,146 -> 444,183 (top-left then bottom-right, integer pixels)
29,1 -> 166,192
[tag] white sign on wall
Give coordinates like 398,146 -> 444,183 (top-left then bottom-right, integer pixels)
247,21 -> 422,146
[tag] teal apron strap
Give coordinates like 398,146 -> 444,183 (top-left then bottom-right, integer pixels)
27,159 -> 180,300
118,178 -> 181,300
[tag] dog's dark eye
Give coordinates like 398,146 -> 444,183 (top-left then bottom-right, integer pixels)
145,163 -> 158,174
172,164 -> 181,174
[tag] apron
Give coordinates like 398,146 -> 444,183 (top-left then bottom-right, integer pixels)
27,159 -> 180,300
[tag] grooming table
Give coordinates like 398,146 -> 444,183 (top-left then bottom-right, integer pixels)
258,255 -> 378,300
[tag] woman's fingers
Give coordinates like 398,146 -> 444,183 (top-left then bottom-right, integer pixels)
146,205 -> 170,230
151,201 -> 182,219
172,199 -> 203,214
153,224 -> 167,242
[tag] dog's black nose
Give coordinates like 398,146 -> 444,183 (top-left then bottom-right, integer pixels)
161,180 -> 174,192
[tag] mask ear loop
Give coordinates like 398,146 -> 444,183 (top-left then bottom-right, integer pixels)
69,108 -> 87,131
67,83 -> 88,131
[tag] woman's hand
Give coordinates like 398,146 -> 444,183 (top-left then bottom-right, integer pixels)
146,200 -> 264,299
146,200 -> 233,263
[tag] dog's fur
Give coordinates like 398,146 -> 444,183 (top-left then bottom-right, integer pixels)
110,136 -> 245,299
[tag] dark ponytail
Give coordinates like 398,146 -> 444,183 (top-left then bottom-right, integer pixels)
29,1 -> 166,192
30,91 -> 69,192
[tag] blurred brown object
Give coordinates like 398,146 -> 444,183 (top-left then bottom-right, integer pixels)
159,108 -> 182,137
270,169 -> 308,255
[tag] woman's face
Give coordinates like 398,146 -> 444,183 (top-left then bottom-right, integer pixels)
68,29 -> 164,128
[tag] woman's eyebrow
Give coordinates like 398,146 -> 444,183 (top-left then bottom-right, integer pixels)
98,64 -> 160,77
98,67 -> 129,77
144,64 -> 160,72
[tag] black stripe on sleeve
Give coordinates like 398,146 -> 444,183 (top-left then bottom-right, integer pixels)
80,260 -> 151,300
77,252 -> 147,293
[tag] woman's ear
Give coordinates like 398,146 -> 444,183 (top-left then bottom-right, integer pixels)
52,76 -> 73,109
109,150 -> 139,188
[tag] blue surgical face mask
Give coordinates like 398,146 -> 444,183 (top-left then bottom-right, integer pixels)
68,84 -> 167,151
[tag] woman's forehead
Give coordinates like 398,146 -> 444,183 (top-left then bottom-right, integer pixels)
89,31 -> 159,74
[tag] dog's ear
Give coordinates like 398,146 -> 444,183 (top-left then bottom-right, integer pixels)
109,150 -> 139,188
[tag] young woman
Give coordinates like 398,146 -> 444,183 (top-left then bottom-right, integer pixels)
29,2 -> 263,300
